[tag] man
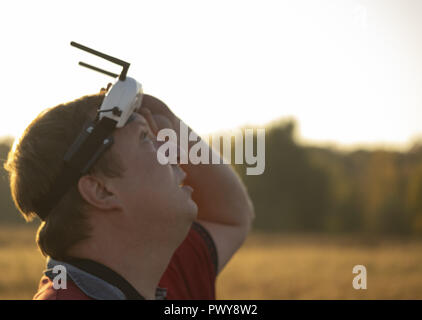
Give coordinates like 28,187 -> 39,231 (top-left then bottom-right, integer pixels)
4,89 -> 255,300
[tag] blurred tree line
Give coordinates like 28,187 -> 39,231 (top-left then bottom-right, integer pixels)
0,137 -> 27,224
231,120 -> 422,236
2,119 -> 422,236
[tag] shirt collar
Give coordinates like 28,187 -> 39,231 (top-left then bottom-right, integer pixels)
45,257 -> 167,300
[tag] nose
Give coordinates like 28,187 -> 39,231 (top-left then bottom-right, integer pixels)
154,136 -> 187,164
176,144 -> 187,163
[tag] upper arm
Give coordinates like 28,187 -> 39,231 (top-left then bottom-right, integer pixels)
196,219 -> 251,274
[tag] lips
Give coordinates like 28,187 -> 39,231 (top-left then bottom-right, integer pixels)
175,166 -> 193,193
178,174 -> 185,187
181,185 -> 194,193
175,166 -> 187,187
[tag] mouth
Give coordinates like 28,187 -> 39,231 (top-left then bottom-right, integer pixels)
175,165 -> 187,186
173,165 -> 192,193
178,176 -> 194,193
178,174 -> 186,188
179,181 -> 184,187
179,178 -> 193,192
181,184 -> 194,193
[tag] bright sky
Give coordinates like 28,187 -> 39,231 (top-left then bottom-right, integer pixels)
1,0 -> 421,150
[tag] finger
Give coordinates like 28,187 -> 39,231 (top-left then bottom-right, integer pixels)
139,107 -> 159,136
141,94 -> 173,118
153,114 -> 174,131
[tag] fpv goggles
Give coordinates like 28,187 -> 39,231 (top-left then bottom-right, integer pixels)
34,42 -> 143,220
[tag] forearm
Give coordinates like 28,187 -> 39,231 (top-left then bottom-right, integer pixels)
181,131 -> 255,228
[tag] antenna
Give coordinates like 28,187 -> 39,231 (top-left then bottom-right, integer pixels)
78,62 -> 119,78
70,41 -> 130,81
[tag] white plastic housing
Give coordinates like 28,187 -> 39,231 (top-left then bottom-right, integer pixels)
99,77 -> 143,128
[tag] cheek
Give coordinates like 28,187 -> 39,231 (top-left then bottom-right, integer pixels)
130,150 -> 175,192
113,139 -> 177,202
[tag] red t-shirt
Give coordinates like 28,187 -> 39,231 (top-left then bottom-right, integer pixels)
33,222 -> 218,300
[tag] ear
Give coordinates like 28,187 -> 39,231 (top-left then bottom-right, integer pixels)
77,175 -> 122,211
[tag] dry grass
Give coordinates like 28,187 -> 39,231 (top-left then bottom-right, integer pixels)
217,233 -> 422,299
0,225 -> 45,299
0,226 -> 421,299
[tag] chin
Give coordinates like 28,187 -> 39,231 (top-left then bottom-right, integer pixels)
186,198 -> 198,221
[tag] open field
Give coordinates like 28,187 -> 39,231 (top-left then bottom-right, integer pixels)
0,225 -> 421,299
217,233 -> 422,299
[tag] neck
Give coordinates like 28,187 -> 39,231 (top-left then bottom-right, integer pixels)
67,225 -> 178,300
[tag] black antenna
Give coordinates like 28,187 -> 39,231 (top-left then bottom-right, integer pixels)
70,41 -> 130,81
78,62 -> 119,78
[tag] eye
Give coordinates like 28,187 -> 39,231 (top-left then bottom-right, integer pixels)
140,130 -> 148,140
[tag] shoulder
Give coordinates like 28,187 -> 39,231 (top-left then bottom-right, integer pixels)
33,275 -> 93,300
186,221 -> 219,273
168,221 -> 218,275
159,221 -> 218,299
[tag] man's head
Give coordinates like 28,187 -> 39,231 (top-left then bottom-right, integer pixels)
4,92 -> 197,260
